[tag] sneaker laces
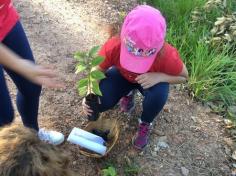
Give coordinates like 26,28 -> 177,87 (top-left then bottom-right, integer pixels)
38,129 -> 52,142
139,123 -> 150,137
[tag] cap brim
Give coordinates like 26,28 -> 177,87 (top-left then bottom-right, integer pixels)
120,42 -> 156,74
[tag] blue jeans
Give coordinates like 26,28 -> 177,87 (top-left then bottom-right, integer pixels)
99,67 -> 169,123
0,21 -> 41,130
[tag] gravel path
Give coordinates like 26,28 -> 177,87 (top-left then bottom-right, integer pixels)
10,0 -> 232,175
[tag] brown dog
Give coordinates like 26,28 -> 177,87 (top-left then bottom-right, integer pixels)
0,124 -> 75,176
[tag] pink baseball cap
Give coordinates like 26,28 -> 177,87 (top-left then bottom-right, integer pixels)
120,5 -> 166,74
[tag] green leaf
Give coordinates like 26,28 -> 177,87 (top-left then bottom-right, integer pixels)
102,169 -> 109,176
78,86 -> 87,96
78,78 -> 88,88
74,51 -> 87,61
101,166 -> 117,176
92,80 -> 102,96
91,70 -> 106,80
89,46 -> 100,58
75,64 -> 86,74
91,56 -> 104,66
108,167 -> 116,176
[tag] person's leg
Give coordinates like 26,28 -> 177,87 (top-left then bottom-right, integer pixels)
2,21 -> 41,130
98,67 -> 136,112
0,66 -> 14,126
140,82 -> 169,123
134,82 -> 169,149
2,21 -> 64,145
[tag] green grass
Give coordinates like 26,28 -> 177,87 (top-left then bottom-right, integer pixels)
123,157 -> 141,176
142,0 -> 205,26
188,43 -> 236,104
142,0 -> 236,106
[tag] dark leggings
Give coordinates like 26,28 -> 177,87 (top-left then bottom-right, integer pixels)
0,21 -> 41,130
99,67 -> 169,123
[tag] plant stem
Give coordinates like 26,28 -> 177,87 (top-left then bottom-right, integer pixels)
88,62 -> 91,94
88,72 -> 91,94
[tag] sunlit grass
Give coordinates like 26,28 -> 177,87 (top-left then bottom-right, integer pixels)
142,0 -> 236,106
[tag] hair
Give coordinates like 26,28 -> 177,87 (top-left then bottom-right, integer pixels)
107,22 -> 122,39
0,124 -> 75,176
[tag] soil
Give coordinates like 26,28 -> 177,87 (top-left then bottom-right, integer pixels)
86,93 -> 100,121
9,0 -> 232,175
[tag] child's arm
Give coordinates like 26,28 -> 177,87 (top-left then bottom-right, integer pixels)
0,44 -> 63,88
136,64 -> 188,89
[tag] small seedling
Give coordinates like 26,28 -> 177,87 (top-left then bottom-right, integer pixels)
74,46 -> 106,121
74,46 -> 105,96
124,156 -> 141,176
102,166 -> 117,176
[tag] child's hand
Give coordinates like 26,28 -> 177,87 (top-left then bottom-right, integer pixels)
19,60 -> 64,88
135,72 -> 162,89
82,98 -> 93,116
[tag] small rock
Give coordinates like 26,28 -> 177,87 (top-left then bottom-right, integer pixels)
163,107 -> 170,113
72,161 -> 77,165
224,119 -> 233,126
139,151 -> 144,156
154,146 -> 159,152
187,99 -> 191,106
232,151 -> 236,160
151,151 -> 157,156
233,163 -> 236,168
190,116 -> 198,122
181,167 -> 189,176
157,142 -> 169,150
156,136 -> 169,150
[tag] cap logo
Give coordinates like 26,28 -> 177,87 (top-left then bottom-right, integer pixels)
124,37 -> 157,57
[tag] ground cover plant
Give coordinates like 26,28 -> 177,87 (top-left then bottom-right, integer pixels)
141,0 -> 236,110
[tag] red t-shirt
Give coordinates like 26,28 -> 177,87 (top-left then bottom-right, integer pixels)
0,0 -> 19,41
99,36 -> 183,83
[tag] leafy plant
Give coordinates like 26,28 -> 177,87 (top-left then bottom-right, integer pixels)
74,46 -> 105,96
124,156 -> 141,176
101,166 -> 117,176
188,42 -> 236,105
144,0 -> 236,107
190,0 -> 236,52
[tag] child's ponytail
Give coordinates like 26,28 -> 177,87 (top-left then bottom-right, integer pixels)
107,22 -> 122,39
